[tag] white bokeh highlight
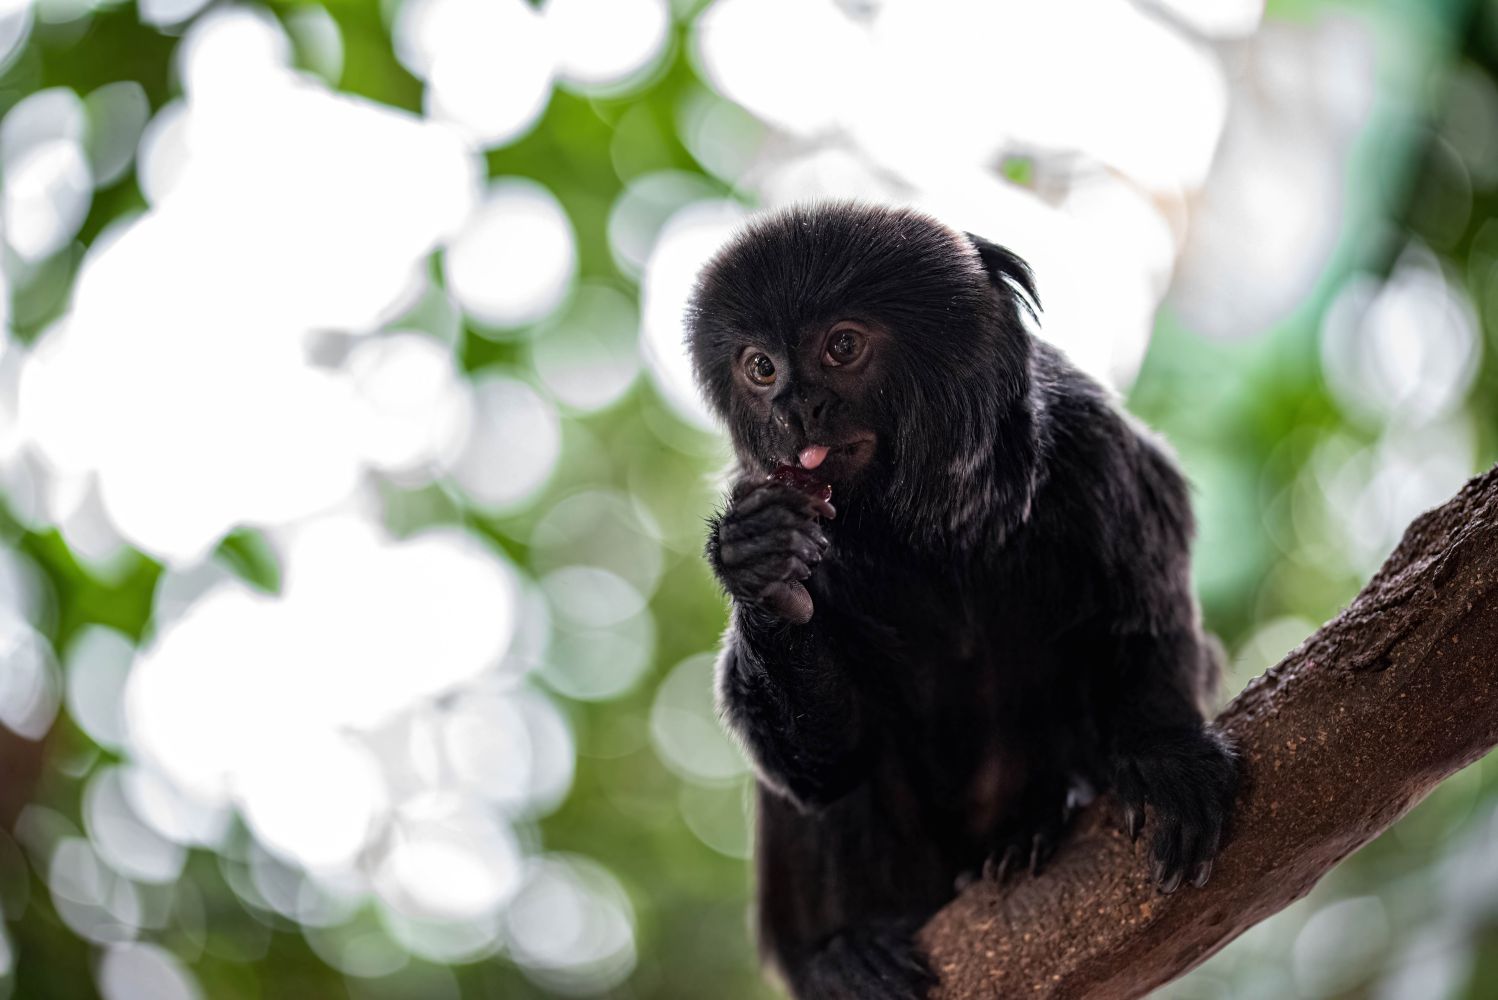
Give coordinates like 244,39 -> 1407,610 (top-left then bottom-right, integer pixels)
449,373 -> 563,511
16,8 -> 480,563
640,199 -> 746,427
1321,251 -> 1481,428
96,941 -> 202,1000
0,611 -> 60,740
545,0 -> 670,91
445,179 -> 577,331
396,0 -> 555,148
504,855 -> 637,995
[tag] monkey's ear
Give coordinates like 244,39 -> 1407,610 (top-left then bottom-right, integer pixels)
966,233 -> 1041,322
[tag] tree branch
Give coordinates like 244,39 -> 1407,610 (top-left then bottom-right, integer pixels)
918,466 -> 1498,999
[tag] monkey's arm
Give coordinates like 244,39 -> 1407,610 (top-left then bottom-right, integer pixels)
708,479 -> 871,810
1103,627 -> 1238,890
1082,442 -> 1239,890
716,604 -> 871,811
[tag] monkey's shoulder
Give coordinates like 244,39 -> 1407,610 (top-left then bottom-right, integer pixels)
1027,353 -> 1193,551
986,354 -> 1199,628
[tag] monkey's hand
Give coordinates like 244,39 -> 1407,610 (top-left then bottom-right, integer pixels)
1113,726 -> 1238,893
708,478 -> 834,625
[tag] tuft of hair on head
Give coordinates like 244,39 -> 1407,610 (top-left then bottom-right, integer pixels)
966,233 -> 1041,325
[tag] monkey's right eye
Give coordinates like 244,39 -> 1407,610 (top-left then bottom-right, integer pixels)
744,353 -> 777,386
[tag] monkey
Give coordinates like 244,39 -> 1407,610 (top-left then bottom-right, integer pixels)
685,203 -> 1240,1000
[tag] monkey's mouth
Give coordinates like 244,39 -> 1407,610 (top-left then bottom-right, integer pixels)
793,434 -> 876,479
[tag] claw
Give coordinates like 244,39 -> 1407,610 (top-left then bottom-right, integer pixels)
1158,866 -> 1184,894
996,845 -> 1021,883
1190,860 -> 1213,888
1124,804 -> 1143,842
987,835 -> 1048,882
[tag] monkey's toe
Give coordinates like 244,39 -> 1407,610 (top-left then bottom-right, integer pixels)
982,784 -> 1081,884
982,829 -> 1062,883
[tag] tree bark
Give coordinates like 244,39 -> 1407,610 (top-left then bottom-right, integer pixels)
918,465 -> 1498,999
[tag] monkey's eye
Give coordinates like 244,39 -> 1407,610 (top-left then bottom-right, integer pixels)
744,352 -> 777,386
824,327 -> 866,366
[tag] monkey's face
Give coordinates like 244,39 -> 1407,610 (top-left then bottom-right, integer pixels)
728,317 -> 883,484
687,202 -> 1036,532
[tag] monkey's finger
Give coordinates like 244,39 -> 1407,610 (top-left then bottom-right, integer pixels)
730,483 -> 825,519
770,555 -> 812,582
732,557 -> 810,600
719,514 -> 814,553
1112,763 -> 1147,840
737,482 -> 834,522
729,474 -> 779,502
719,508 -> 825,548
1151,821 -> 1186,894
760,581 -> 813,624
1174,818 -> 1206,884
727,540 -> 819,582
794,537 -> 824,567
729,479 -> 758,502
731,470 -> 836,519
720,523 -> 829,575
1185,817 -> 1223,888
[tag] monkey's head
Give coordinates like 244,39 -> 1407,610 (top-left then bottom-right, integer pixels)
686,202 -> 1041,551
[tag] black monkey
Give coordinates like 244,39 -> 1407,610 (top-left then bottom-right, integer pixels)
686,203 -> 1238,1000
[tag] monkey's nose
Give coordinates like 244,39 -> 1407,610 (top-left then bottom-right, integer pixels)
794,394 -> 832,427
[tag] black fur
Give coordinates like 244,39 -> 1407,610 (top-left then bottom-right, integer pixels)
686,203 -> 1237,1000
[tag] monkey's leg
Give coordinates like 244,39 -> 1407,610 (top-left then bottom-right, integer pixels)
1107,631 -> 1239,892
757,787 -> 941,1000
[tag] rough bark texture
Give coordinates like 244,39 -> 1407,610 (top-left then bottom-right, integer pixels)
918,466 -> 1498,999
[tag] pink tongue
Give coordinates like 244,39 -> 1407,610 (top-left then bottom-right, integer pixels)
798,445 -> 829,470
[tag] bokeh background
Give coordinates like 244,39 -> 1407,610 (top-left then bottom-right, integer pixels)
0,0 -> 1495,997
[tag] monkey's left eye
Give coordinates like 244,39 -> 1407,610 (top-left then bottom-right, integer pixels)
824,327 -> 866,366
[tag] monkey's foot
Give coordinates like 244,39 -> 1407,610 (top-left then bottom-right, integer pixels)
981,778 -> 1090,883
791,923 -> 935,1000
1112,725 -> 1239,893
